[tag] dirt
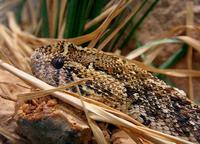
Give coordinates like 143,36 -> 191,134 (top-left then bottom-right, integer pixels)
0,69 -> 31,143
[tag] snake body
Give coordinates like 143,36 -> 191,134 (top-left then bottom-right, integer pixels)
31,42 -> 200,143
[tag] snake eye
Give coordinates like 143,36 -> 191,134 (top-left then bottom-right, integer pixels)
51,57 -> 64,69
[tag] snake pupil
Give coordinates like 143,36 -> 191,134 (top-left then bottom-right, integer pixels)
51,57 -> 64,69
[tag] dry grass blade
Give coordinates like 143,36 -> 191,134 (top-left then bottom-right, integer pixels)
77,106 -> 172,144
186,1 -> 194,100
46,0 -> 57,37
88,0 -> 131,48
0,26 -> 30,72
27,0 -> 37,32
74,75 -> 108,144
45,35 -> 92,45
132,60 -> 200,77
104,108 -> 143,127
171,25 -> 200,33
0,0 -> 19,13
17,78 -> 89,101
149,25 -> 200,42
143,26 -> 185,65
64,90 -> 144,127
139,127 -> 191,144
45,3 -> 129,45
84,4 -> 118,31
120,128 -> 144,144
4,13 -> 48,46
0,127 -> 19,143
126,38 -> 180,60
88,118 -> 108,144
177,36 -> 200,53
144,25 -> 200,64
7,12 -> 21,34
127,36 -> 200,61
98,3 -> 140,50
144,48 -> 162,65
4,13 -> 46,46
5,15 -> 33,56
0,60 -> 193,144
62,90 -> 144,126
58,0 -> 67,38
103,0 -> 115,11
89,112 -> 191,144
88,0 -> 124,48
16,38 -> 33,57
1,38 -> 31,72
0,83 -> 16,101
158,69 -> 200,77
39,1 -> 132,45
45,23 -> 118,45
58,21 -> 66,38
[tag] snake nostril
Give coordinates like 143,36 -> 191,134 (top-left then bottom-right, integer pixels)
35,55 -> 40,59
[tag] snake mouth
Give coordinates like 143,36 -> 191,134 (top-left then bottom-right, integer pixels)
30,51 -> 44,76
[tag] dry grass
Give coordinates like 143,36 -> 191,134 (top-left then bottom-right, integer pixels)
0,15 -> 197,144
0,1 -> 200,144
186,1 -> 194,100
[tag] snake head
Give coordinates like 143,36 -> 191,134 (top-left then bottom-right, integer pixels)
30,42 -> 73,86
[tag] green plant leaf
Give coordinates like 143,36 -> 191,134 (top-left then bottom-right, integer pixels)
155,43 -> 188,85
159,44 -> 188,69
109,0 -> 148,51
64,0 -> 79,38
119,0 -> 159,50
40,0 -> 49,37
77,0 -> 94,36
15,0 -> 26,23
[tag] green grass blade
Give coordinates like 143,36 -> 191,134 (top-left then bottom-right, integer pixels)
126,38 -> 181,59
15,0 -> 26,23
88,0 -> 107,19
97,10 -> 126,50
119,0 -> 159,49
40,0 -> 49,37
157,75 -> 176,86
154,44 -> 188,86
155,44 -> 188,80
109,0 -> 148,51
77,0 -> 94,36
159,44 -> 188,69
55,0 -> 61,38
84,0 -> 110,35
64,0 -> 96,38
64,0 -> 79,38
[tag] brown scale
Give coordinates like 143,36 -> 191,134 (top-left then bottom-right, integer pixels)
31,42 -> 200,143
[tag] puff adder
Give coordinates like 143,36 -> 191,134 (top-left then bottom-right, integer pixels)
31,42 -> 200,143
